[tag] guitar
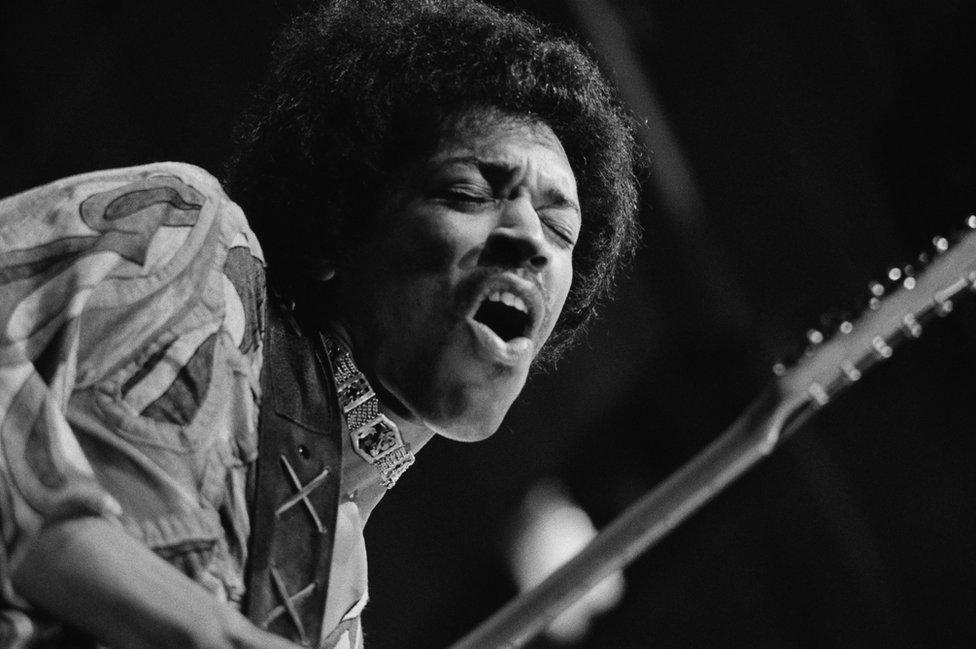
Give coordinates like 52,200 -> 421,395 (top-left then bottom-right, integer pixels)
450,216 -> 976,649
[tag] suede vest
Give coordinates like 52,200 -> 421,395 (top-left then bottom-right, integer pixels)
245,302 -> 344,647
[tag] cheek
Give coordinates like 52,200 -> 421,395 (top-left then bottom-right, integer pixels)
553,256 -> 574,309
541,256 -> 574,337
383,216 -> 477,274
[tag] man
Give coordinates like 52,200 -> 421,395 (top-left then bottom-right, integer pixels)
0,0 -> 640,647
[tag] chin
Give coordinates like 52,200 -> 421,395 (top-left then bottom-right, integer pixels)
435,420 -> 501,443
421,384 -> 518,443
400,339 -> 527,441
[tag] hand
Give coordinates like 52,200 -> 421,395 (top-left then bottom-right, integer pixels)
223,609 -> 309,649
12,516 -> 305,649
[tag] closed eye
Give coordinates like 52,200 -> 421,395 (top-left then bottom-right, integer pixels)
539,200 -> 580,247
433,185 -> 497,209
443,188 -> 493,202
542,217 -> 577,247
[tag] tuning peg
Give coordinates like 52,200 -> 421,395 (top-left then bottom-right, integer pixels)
871,335 -> 893,359
901,264 -> 917,290
856,289 -> 882,314
932,235 -> 949,253
817,308 -> 854,337
772,348 -> 800,376
808,383 -> 830,406
916,250 -> 932,268
935,294 -> 954,316
806,328 -> 824,345
854,281 -> 884,316
840,360 -> 861,381
901,313 -> 923,338
773,329 -> 811,374
967,214 -> 976,229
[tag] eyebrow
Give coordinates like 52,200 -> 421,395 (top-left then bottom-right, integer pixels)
438,156 -> 582,216
541,191 -> 582,217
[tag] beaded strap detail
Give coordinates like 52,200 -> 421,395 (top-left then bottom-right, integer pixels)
323,335 -> 415,488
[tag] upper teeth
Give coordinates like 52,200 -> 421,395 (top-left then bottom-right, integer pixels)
487,291 -> 528,314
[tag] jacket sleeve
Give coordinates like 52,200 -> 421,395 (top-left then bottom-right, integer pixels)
0,163 -> 266,608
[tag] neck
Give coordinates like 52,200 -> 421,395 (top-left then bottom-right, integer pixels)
321,320 -> 435,518
321,318 -> 419,422
338,401 -> 434,522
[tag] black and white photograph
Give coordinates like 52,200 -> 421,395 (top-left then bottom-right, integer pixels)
1,1 -> 975,647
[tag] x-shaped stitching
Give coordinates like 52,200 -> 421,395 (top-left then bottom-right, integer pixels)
276,454 -> 330,533
262,566 -> 317,645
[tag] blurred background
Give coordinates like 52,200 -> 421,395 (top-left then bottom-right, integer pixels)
3,0 -> 975,646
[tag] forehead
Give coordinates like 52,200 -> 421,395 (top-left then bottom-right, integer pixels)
428,118 -> 577,191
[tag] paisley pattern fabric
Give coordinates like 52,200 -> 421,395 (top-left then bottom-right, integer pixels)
0,163 -> 365,649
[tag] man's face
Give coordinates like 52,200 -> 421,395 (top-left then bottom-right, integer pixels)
336,117 -> 580,441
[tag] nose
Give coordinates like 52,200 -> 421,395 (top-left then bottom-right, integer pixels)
478,195 -> 549,272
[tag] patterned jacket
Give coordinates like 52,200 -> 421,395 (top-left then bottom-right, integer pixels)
0,163 -> 367,648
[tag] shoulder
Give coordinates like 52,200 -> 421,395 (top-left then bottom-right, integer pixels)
1,161 -> 263,265
0,162 -> 266,385
2,162 -> 230,208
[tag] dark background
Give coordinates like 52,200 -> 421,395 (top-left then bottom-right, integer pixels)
3,1 -> 975,647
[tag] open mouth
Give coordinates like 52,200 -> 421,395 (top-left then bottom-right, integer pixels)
460,273 -> 544,365
472,290 -> 534,342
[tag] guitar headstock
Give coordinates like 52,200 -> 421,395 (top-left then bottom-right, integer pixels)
772,216 -> 976,407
